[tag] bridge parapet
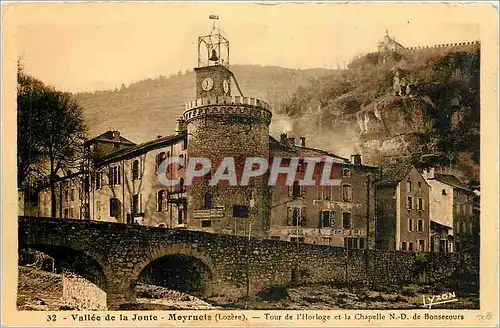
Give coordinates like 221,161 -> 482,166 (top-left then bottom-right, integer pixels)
18,216 -> 479,310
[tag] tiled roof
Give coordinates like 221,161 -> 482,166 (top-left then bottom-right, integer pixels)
433,174 -> 471,191
85,130 -> 136,146
96,133 -> 186,165
378,163 -> 414,186
268,136 -> 375,168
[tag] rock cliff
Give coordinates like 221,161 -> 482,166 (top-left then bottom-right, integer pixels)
279,47 -> 480,183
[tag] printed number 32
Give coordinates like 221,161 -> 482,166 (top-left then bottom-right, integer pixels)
47,314 -> 56,322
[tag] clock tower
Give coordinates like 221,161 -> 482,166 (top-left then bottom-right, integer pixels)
194,19 -> 232,98
182,16 -> 272,238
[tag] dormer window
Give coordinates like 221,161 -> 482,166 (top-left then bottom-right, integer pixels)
342,168 -> 351,177
442,189 -> 447,195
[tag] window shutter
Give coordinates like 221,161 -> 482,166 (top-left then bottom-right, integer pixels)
288,186 -> 292,197
318,211 -> 323,228
287,207 -> 293,225
301,186 -> 306,197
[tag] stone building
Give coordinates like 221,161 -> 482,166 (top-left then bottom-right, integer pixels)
376,165 -> 431,252
35,24 -> 377,248
423,168 -> 480,253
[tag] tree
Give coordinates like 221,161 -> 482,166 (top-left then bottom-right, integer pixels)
17,63 -> 88,217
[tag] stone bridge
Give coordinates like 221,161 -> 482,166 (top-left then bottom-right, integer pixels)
18,217 -> 479,310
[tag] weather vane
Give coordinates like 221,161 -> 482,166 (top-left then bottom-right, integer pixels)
209,14 -> 219,30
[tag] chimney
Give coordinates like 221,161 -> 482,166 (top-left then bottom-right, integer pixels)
280,133 -> 288,144
429,167 -> 435,179
112,131 -> 120,142
300,136 -> 306,147
288,137 -> 296,146
351,154 -> 362,165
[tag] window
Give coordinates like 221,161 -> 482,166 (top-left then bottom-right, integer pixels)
287,207 -> 305,226
408,218 -> 413,232
178,208 -> 184,224
179,178 -> 185,191
418,240 -> 425,252
204,192 -> 212,209
417,219 -> 424,232
342,185 -> 352,202
439,240 -> 447,253
455,241 -> 462,252
319,210 -> 334,228
81,205 -> 89,219
469,222 -> 473,235
462,222 -> 467,234
110,198 -> 119,217
442,189 -> 447,195
359,238 -> 365,249
95,172 -> 102,190
156,152 -> 167,172
65,190 -> 69,202
132,160 -> 140,180
233,205 -> 249,218
342,168 -> 351,177
417,197 -> 423,210
321,186 -> 332,200
322,237 -> 331,245
407,180 -> 412,193
407,196 -> 413,209
64,208 -> 69,218
401,241 -> 407,251
291,181 -> 301,198
201,220 -> 212,227
342,212 -> 352,229
179,154 -> 184,168
408,242 -> 414,251
132,194 -> 141,214
418,181 -> 422,188
157,190 -> 165,212
69,208 -> 74,218
109,166 -> 121,185
70,189 -> 75,201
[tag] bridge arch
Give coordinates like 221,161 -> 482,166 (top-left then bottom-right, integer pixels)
19,243 -> 110,292
134,244 -> 215,298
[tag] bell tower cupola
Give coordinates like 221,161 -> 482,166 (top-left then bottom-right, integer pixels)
195,15 -> 232,99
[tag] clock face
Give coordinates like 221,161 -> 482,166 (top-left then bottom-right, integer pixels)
202,78 -> 214,91
222,80 -> 230,94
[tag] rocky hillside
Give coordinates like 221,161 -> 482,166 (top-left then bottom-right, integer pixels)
279,47 -> 480,182
73,65 -> 334,143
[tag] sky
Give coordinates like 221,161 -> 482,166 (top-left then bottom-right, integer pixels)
13,2 -> 481,92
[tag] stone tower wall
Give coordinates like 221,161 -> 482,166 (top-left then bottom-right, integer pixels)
184,97 -> 272,237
